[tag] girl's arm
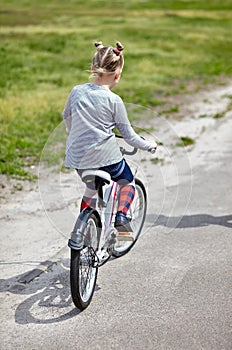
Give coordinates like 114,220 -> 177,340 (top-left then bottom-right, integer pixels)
114,98 -> 156,151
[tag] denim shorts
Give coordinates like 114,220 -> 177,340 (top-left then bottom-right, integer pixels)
77,159 -> 134,187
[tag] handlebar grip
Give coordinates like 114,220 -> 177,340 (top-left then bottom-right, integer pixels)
149,148 -> 157,154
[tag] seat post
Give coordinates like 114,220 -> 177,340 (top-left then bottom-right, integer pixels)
98,184 -> 106,208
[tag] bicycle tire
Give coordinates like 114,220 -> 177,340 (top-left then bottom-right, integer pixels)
70,211 -> 100,310
112,178 -> 147,258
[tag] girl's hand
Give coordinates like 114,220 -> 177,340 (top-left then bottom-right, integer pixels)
148,141 -> 158,154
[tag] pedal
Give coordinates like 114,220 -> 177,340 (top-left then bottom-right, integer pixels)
116,232 -> 134,242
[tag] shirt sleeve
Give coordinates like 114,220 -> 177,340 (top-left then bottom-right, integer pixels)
62,90 -> 73,132
113,96 -> 153,151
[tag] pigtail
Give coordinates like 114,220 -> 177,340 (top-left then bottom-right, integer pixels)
94,41 -> 104,51
113,41 -> 124,56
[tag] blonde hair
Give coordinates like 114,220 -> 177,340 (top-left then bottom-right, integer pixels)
92,41 -> 124,76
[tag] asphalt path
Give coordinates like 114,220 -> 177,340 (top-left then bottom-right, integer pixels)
0,87 -> 231,350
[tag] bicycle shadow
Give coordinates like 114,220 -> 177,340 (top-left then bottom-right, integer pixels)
0,258 -> 100,324
147,213 -> 232,229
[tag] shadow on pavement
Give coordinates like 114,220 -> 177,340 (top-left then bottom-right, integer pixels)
2,214 -> 231,324
147,214 -> 232,229
0,258 -> 100,324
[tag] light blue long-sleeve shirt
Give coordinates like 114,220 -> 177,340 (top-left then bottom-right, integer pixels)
62,83 -> 152,169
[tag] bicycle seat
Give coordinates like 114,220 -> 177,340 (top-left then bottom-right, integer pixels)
81,170 -> 111,189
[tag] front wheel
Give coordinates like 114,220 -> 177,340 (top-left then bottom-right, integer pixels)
112,178 -> 147,258
70,211 -> 100,310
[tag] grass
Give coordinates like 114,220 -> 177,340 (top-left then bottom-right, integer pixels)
0,0 -> 232,178
176,136 -> 195,147
158,105 -> 179,116
150,157 -> 165,165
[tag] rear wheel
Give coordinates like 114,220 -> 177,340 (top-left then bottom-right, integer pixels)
112,178 -> 147,258
70,212 -> 100,310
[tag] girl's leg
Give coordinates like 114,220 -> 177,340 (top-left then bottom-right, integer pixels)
80,186 -> 97,211
114,181 -> 135,234
100,160 -> 135,232
117,182 -> 135,216
76,169 -> 97,211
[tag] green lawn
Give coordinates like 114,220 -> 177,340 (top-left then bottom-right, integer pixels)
0,0 -> 232,178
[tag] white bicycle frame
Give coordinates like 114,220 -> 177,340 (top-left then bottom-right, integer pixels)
68,143 -> 147,259
95,178 -> 119,261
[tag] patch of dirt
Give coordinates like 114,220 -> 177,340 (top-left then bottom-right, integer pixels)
153,77 -> 232,119
0,175 -> 36,205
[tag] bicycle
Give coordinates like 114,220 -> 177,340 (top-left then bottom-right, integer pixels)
68,141 -> 154,310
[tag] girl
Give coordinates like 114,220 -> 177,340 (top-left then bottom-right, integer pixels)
62,41 -> 157,238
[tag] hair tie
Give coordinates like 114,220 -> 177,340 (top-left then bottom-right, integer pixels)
113,48 -> 121,56
113,42 -> 124,56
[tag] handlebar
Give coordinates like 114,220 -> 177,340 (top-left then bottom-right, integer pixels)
120,146 -> 138,156
116,134 -> 156,156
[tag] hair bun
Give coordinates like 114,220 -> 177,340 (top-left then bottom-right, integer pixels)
116,41 -> 124,52
94,41 -> 104,51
